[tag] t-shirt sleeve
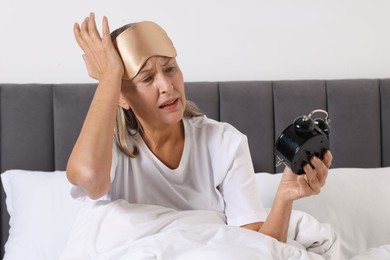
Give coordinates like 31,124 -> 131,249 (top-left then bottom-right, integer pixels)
69,140 -> 118,201
219,137 -> 268,226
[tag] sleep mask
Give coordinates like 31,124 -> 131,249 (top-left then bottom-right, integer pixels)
112,21 -> 177,80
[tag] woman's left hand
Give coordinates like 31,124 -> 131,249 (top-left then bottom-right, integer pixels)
276,150 -> 333,202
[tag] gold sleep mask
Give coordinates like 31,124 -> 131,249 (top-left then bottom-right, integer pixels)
113,21 -> 177,80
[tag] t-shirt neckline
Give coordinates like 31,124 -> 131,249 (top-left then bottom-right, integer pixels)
135,119 -> 190,174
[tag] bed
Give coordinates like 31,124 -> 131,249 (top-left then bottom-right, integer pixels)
1,79 -> 390,259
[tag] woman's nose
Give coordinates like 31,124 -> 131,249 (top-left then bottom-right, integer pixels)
155,73 -> 173,94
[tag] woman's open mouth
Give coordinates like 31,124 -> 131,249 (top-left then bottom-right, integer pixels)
159,98 -> 179,110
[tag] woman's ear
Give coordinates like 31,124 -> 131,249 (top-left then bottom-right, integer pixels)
118,94 -> 131,110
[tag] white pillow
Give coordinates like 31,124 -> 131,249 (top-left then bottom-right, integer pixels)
255,172 -> 282,208
255,167 -> 390,260
1,170 -> 85,260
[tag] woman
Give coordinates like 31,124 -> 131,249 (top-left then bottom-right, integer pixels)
67,12 -> 333,243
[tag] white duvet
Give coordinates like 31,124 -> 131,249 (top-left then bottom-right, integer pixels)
59,199 -> 340,260
350,245 -> 390,260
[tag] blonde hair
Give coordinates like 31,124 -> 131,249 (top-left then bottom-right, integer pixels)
114,101 -> 203,157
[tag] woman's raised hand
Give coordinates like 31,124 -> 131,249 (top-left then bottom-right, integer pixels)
277,150 -> 333,202
73,13 -> 124,81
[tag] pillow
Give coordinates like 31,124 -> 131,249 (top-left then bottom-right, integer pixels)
255,167 -> 390,260
255,172 -> 282,209
1,170 -> 85,260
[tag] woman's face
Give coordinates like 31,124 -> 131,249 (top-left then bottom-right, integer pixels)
120,56 -> 186,131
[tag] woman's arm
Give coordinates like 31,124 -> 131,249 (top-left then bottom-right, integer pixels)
241,151 -> 333,242
66,13 -> 124,199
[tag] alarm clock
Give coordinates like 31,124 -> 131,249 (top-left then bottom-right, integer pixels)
275,109 -> 330,174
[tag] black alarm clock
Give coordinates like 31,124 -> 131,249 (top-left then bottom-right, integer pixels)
275,109 -> 330,174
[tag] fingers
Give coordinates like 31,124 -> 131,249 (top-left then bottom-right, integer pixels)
101,16 -> 114,48
87,13 -> 102,42
74,13 -> 103,49
102,16 -> 111,38
79,13 -> 100,43
322,150 -> 333,169
80,16 -> 89,37
73,16 -> 90,52
73,22 -> 83,47
303,163 -> 321,194
303,154 -> 330,194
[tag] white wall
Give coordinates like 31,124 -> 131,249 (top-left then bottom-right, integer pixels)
1,0 -> 389,83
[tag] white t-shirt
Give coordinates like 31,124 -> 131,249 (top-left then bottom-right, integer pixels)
72,116 -> 268,226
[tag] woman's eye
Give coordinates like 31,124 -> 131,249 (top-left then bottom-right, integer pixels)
142,76 -> 153,83
165,66 -> 175,73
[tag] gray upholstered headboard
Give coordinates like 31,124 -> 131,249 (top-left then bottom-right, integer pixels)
1,78 -> 390,256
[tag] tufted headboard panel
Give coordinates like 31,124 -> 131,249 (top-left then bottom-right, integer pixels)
1,78 -> 390,256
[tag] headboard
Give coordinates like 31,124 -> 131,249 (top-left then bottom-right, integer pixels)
1,78 -> 390,256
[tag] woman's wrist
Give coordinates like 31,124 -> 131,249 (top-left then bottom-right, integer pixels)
274,187 -> 296,206
99,74 -> 122,86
